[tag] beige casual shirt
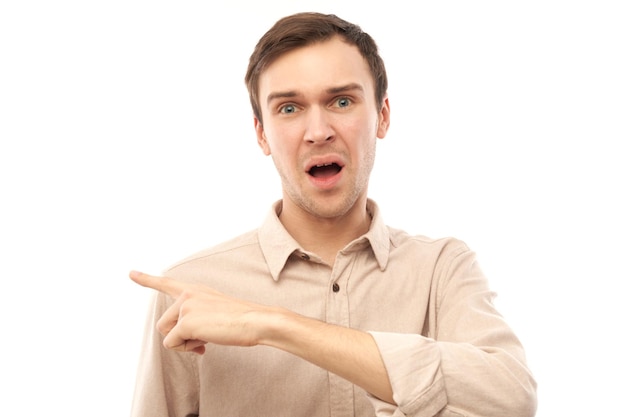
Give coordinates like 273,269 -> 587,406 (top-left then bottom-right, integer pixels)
131,200 -> 537,417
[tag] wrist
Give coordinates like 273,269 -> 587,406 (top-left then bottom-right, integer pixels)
253,306 -> 303,348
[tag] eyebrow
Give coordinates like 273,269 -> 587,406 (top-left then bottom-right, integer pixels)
327,83 -> 364,95
266,83 -> 365,106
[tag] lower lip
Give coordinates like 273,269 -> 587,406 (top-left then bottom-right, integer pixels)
307,170 -> 343,190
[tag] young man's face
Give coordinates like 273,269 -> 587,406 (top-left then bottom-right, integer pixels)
255,36 -> 390,220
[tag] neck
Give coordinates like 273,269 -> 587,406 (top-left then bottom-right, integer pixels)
279,196 -> 371,265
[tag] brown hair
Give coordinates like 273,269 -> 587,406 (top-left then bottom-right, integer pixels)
245,12 -> 388,123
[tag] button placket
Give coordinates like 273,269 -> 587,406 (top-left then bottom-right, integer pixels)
326,252 -> 355,417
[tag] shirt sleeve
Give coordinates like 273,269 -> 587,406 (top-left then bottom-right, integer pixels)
130,291 -> 200,417
367,242 -> 537,417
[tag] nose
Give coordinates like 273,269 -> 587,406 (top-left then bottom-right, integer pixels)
303,107 -> 335,145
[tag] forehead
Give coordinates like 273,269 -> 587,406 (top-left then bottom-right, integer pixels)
258,37 -> 374,102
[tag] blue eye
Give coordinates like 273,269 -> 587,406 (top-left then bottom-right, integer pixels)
336,97 -> 351,107
280,104 -> 297,114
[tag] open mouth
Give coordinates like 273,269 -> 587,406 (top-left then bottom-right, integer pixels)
308,162 -> 343,178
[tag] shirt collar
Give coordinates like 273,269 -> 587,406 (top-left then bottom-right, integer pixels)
258,199 -> 390,281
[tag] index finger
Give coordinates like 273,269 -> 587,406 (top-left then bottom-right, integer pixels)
129,270 -> 185,298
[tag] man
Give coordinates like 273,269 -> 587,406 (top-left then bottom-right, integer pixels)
130,12 -> 537,417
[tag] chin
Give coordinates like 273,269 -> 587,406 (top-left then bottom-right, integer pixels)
304,196 -> 360,219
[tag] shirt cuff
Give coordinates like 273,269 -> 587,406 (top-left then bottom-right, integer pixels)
367,331 -> 447,417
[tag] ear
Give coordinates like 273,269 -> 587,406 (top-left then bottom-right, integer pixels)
254,117 -> 271,155
376,96 -> 391,139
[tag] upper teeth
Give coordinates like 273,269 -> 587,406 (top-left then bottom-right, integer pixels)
316,163 -> 333,167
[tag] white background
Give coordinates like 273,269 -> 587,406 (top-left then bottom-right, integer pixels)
1,1 -> 624,416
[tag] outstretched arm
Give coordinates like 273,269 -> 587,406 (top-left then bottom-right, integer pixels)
129,270 -> 395,404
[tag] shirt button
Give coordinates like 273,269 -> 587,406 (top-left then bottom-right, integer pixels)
332,283 -> 340,292
301,253 -> 310,261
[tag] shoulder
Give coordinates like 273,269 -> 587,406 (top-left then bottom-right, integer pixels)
385,226 -> 478,280
163,229 -> 262,279
388,226 -> 470,256
386,227 -> 486,294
